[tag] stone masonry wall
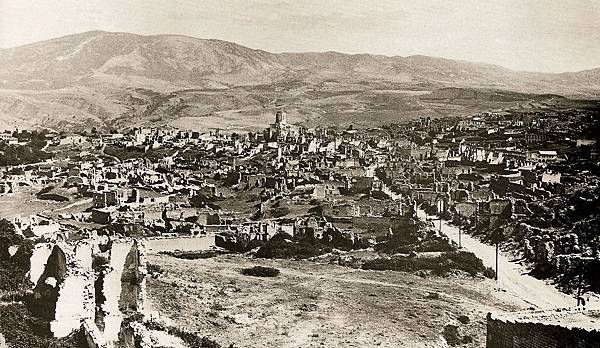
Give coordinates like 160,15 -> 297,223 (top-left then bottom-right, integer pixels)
51,242 -> 95,338
102,240 -> 133,344
486,313 -> 600,348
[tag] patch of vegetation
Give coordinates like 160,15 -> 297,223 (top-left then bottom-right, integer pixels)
241,266 -> 280,277
0,303 -> 86,348
425,292 -> 440,300
253,229 -> 368,260
35,186 -> 69,202
36,193 -> 69,202
362,251 -> 495,278
147,263 -> 164,276
104,145 -> 146,161
0,220 -> 33,291
442,324 -> 461,346
190,193 -> 222,210
255,233 -> 332,259
0,291 -> 25,302
215,233 -> 266,253
160,250 -> 227,260
144,320 -> 235,348
376,235 -> 456,254
373,218 -> 456,254
457,315 -> 470,324
0,131 -> 50,166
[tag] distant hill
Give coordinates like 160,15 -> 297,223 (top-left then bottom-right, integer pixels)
0,31 -> 598,131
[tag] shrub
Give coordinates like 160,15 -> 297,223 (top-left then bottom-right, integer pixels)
147,263 -> 164,275
442,324 -> 461,346
241,266 -> 280,277
462,335 -> 473,344
37,193 -> 69,202
444,251 -> 488,277
483,267 -> 496,279
457,315 -> 470,324
425,292 -> 440,300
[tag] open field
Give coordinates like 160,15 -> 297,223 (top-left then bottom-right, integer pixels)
146,254 -> 531,348
0,186 -> 92,219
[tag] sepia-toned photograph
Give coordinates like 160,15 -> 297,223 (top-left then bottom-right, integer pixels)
0,1 -> 599,347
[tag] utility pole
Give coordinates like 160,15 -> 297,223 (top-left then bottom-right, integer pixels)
577,271 -> 583,307
576,265 -> 586,307
492,228 -> 503,282
459,227 -> 462,248
495,240 -> 499,282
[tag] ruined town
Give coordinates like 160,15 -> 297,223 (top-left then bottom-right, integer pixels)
2,2 -> 600,347
1,106 -> 600,347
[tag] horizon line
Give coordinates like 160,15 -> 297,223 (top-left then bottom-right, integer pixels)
2,29 -> 599,75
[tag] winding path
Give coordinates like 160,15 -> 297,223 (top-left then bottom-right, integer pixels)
417,208 -> 599,310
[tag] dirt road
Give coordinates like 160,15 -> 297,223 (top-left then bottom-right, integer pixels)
51,197 -> 93,213
416,208 -> 598,310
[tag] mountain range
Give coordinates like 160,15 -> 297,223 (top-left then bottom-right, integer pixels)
0,31 -> 599,131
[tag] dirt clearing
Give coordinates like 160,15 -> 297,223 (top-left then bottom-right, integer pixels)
146,254 -> 529,347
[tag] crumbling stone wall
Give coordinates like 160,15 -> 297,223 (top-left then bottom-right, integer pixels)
486,313 -> 600,348
82,319 -> 107,348
102,240 -> 147,345
29,243 -> 54,286
119,241 -> 147,313
51,242 -> 95,338
102,241 -> 132,344
489,199 -> 512,228
455,202 -> 477,219
29,245 -> 67,321
21,238 -> 148,345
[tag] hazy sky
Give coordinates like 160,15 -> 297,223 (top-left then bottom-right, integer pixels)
1,0 -> 599,73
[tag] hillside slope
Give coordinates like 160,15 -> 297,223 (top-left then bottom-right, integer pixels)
0,31 -> 598,131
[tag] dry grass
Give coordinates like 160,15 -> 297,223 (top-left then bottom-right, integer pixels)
146,254 -> 526,347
